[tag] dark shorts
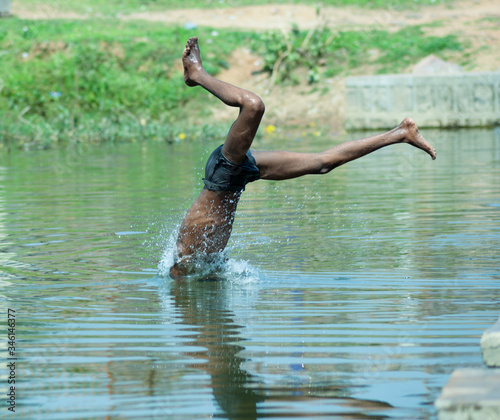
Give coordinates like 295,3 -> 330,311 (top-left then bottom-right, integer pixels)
203,145 -> 260,192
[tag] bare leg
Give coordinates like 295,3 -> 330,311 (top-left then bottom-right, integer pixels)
182,37 -> 265,164
252,118 -> 436,180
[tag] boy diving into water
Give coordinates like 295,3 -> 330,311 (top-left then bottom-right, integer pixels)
169,37 -> 436,279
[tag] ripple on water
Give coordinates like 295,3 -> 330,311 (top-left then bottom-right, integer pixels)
1,130 -> 499,419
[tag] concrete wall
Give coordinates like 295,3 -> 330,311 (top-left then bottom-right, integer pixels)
0,0 -> 11,16
345,73 -> 500,129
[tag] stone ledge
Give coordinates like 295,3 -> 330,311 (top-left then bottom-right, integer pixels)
481,316 -> 500,367
345,73 -> 500,129
435,368 -> 500,420
0,0 -> 10,16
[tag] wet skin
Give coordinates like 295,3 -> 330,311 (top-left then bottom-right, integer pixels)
170,189 -> 241,278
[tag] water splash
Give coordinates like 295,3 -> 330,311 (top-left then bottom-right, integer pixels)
156,224 -> 260,284
156,225 -> 179,278
223,258 -> 260,284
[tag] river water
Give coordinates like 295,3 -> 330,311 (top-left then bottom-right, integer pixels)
1,127 -> 499,419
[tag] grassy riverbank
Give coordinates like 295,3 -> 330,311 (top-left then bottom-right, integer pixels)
0,15 -> 461,149
0,20 -> 246,148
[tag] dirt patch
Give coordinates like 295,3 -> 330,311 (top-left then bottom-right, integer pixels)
210,48 -> 345,134
14,0 -> 499,34
31,40 -> 67,58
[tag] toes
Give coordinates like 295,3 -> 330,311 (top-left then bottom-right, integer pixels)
188,37 -> 199,52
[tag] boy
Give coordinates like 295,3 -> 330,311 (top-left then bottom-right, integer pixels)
169,37 -> 436,279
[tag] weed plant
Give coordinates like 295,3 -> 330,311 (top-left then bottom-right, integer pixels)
252,25 -> 462,85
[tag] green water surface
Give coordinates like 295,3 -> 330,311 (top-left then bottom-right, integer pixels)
1,127 -> 499,419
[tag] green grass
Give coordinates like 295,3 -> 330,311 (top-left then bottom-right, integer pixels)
0,18 -> 253,148
0,17 -> 462,149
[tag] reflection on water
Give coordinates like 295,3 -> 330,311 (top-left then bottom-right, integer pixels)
168,279 -> 263,419
1,128 -> 499,419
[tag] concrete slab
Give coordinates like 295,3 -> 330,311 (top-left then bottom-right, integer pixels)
345,72 -> 500,129
481,316 -> 500,367
0,0 -> 10,16
435,368 -> 500,420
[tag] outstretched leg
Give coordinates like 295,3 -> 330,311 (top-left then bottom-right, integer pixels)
183,37 -> 265,165
252,118 -> 436,180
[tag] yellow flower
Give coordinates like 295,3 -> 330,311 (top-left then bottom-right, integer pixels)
264,125 -> 276,135
178,133 -> 186,140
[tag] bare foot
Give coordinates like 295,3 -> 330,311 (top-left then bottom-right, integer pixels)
182,36 -> 205,87
399,118 -> 437,160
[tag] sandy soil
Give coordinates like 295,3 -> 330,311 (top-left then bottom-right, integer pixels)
12,0 -> 500,130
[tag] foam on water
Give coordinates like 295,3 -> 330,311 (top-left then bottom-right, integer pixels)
156,226 -> 178,277
156,223 -> 260,284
